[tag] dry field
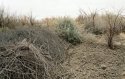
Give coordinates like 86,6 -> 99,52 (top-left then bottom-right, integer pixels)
1,8 -> 125,79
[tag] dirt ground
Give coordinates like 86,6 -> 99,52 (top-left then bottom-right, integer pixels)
63,43 -> 125,79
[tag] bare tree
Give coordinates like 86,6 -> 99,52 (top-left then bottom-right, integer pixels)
76,9 -> 88,24
105,11 -> 122,49
78,9 -> 97,27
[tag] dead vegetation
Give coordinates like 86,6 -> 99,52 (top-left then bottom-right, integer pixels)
0,27 -> 68,79
105,11 -> 123,49
1,6 -> 125,79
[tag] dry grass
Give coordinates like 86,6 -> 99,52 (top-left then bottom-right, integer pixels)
0,7 -> 41,31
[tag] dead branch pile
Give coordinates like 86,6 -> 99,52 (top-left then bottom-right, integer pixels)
0,27 -> 67,79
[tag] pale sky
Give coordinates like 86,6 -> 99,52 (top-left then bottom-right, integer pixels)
0,0 -> 125,19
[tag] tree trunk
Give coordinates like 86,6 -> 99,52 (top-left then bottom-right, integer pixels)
108,36 -> 114,49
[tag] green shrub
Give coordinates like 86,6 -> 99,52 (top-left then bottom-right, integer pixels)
56,18 -> 81,45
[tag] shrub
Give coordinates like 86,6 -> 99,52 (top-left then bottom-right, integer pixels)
0,8 -> 16,29
84,13 -> 106,35
0,7 -> 39,29
56,18 -> 81,45
77,10 -> 106,35
105,11 -> 123,49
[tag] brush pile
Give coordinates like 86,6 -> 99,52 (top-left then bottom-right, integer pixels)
0,27 -> 67,79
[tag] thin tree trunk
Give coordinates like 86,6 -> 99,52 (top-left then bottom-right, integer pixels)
108,35 -> 114,49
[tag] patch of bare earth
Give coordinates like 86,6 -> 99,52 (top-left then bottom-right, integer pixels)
63,43 -> 125,79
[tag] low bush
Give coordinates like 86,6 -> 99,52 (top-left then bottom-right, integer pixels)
56,18 -> 81,45
84,15 -> 106,35
76,11 -> 107,35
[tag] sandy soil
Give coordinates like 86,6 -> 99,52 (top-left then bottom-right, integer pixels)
63,43 -> 125,79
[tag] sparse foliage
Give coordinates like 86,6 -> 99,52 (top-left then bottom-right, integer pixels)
77,10 -> 105,35
105,11 -> 123,49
